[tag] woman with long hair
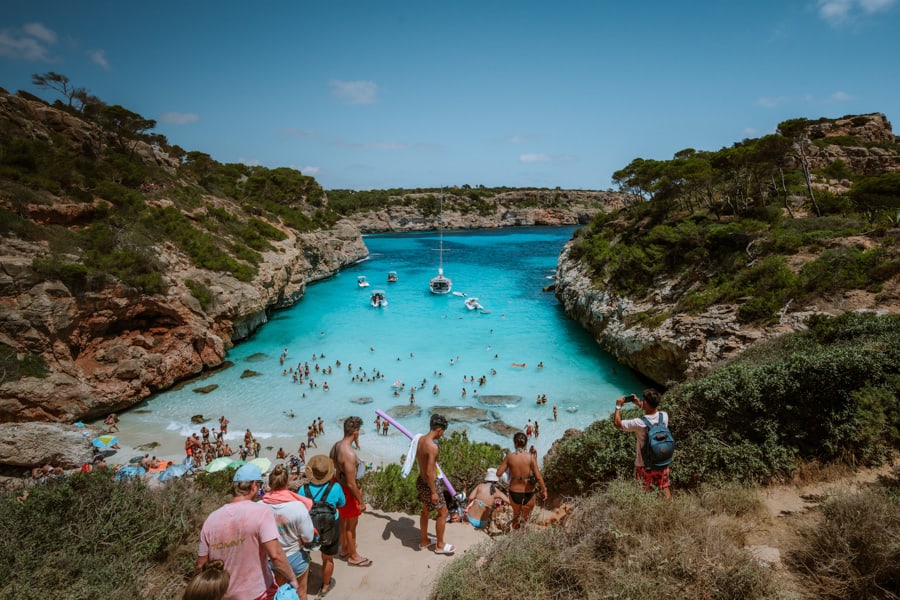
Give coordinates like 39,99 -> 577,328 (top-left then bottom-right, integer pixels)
261,465 -> 315,600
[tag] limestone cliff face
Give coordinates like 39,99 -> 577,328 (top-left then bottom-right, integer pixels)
554,236 -> 900,387
0,222 -> 367,423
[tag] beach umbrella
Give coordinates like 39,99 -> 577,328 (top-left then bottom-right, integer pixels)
92,435 -> 118,449
227,460 -> 246,470
205,457 -> 233,473
158,463 -> 192,481
249,457 -> 272,474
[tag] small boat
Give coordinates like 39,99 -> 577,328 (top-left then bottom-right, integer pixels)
465,297 -> 484,310
387,271 -> 398,283
452,291 -> 467,297
357,275 -> 370,288
429,191 -> 452,295
370,290 -> 387,307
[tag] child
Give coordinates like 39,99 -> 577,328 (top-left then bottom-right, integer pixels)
183,559 -> 229,600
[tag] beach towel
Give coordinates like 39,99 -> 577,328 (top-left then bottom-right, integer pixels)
262,488 -> 313,510
401,434 -> 422,478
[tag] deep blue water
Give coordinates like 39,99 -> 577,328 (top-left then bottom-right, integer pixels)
117,227 -> 646,465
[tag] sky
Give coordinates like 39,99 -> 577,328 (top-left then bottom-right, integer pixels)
2,1 -> 899,191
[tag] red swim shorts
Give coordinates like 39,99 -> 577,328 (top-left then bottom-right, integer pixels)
636,466 -> 670,492
338,482 -> 362,519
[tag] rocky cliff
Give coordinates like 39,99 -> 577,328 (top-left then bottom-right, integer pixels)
342,190 -> 623,232
0,221 -> 368,423
554,112 -> 900,387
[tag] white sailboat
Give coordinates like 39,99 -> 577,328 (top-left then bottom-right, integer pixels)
429,191 -> 452,295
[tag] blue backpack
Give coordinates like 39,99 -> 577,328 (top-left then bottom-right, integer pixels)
640,412 -> 675,470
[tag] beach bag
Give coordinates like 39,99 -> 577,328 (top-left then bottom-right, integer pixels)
640,412 -> 675,470
304,481 -> 338,549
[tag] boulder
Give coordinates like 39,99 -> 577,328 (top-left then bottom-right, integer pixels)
0,422 -> 96,468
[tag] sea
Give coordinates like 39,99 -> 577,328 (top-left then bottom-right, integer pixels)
108,226 -> 647,467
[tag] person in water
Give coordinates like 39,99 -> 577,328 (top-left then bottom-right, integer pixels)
496,431 -> 547,530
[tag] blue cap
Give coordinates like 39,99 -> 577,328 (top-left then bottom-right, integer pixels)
233,463 -> 264,482
274,584 -> 300,600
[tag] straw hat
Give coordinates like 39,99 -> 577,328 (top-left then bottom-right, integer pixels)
306,454 -> 335,485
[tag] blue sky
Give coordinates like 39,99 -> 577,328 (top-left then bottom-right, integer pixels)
2,1 -> 899,191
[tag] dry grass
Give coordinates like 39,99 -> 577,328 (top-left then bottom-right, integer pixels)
432,479 -> 785,600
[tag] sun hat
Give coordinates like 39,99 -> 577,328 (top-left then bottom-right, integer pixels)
306,454 -> 335,485
485,468 -> 500,483
233,463 -> 264,482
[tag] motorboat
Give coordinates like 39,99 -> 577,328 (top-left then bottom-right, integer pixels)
357,275 -> 370,288
387,271 -> 398,283
370,289 -> 387,307
429,191 -> 452,295
464,297 -> 484,310
452,291 -> 467,297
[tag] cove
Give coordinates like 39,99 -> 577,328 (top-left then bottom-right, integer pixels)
118,226 -> 647,465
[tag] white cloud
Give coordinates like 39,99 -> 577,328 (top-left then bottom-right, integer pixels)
818,0 -> 896,24
300,166 -> 320,176
519,153 -> 551,163
22,22 -> 57,45
859,0 -> 896,13
0,23 -> 57,61
830,90 -> 853,102
756,96 -> 786,108
328,79 -> 378,104
743,127 -> 760,137
88,49 -> 109,69
159,112 -> 199,125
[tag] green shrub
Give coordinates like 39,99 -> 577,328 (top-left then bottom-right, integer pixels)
0,342 -> 49,380
0,471 -> 216,599
185,278 -> 213,309
789,485 -> 900,599
364,431 -> 507,514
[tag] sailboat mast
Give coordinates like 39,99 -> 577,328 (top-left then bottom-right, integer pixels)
438,191 -> 444,275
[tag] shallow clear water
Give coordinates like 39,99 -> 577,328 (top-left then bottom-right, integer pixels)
116,227 -> 646,465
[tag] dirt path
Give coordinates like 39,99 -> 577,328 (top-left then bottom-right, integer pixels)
743,464 -> 894,596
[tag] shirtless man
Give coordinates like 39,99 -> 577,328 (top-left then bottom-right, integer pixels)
416,414 -> 454,554
497,431 -> 547,529
464,468 -> 510,530
330,416 -> 370,567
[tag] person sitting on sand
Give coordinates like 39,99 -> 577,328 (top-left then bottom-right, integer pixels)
277,447 -> 287,460
464,468 -> 510,530
104,413 -> 119,433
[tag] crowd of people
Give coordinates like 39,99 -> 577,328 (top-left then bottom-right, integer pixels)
141,355 -> 673,600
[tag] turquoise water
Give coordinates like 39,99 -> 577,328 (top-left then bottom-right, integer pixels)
118,227 -> 646,465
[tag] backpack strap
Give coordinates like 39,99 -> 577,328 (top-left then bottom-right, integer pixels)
640,415 -> 652,429
304,483 -> 312,498
316,480 -> 336,503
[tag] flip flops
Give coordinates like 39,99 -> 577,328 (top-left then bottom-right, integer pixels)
420,534 -> 436,549
434,543 -> 455,555
348,557 -> 372,567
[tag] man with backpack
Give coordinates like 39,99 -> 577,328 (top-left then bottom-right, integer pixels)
614,388 -> 674,500
300,455 -> 345,598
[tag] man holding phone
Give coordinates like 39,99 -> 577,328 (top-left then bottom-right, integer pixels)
613,388 -> 672,500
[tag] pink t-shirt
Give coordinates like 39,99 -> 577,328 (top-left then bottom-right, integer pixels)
198,500 -> 279,600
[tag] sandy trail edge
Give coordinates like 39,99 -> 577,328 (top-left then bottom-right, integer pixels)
300,509 -> 489,599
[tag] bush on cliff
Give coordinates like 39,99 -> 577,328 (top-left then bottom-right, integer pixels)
0,470 -> 218,599
543,312 -> 900,493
